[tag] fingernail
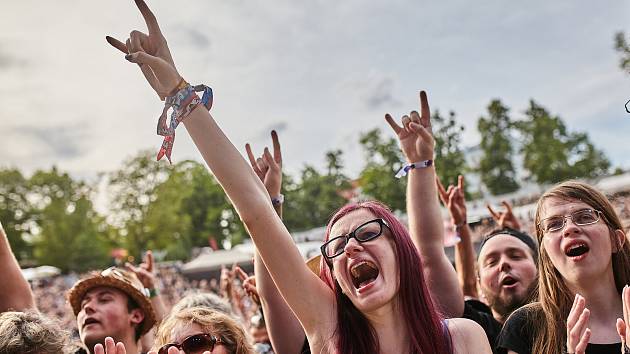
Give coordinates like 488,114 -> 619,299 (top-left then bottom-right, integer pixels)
125,54 -> 133,62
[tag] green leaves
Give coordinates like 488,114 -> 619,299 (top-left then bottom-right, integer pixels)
478,100 -> 520,195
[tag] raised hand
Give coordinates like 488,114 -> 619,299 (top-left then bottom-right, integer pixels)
437,175 -> 467,227
385,91 -> 434,163
125,250 -> 156,289
566,294 -> 591,354
616,285 -> 630,351
245,130 -> 283,197
94,337 -> 127,354
106,0 -> 181,99
486,200 -> 522,231
235,266 -> 261,305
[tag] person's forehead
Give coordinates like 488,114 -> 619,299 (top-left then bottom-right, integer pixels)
330,209 -> 377,236
540,197 -> 592,218
84,286 -> 125,299
170,322 -> 205,343
478,234 -> 531,260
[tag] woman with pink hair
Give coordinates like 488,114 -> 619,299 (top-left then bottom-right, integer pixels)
106,1 -> 491,352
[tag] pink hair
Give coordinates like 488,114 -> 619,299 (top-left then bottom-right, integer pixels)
318,200 -> 451,354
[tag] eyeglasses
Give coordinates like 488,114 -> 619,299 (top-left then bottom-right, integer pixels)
158,333 -> 222,354
538,209 -> 603,234
321,218 -> 389,260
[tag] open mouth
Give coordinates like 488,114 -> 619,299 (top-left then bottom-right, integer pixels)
83,318 -> 100,328
565,243 -> 589,258
500,275 -> 518,287
350,261 -> 380,289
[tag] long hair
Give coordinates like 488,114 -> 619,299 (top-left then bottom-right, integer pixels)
528,180 -> 630,354
318,200 -> 451,354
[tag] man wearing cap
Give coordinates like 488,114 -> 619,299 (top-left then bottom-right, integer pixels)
415,176 -> 539,354
67,267 -> 157,354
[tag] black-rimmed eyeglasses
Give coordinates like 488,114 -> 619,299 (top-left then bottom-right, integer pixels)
321,218 -> 389,260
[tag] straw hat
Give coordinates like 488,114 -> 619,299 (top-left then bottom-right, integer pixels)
306,255 -> 322,275
67,267 -> 157,336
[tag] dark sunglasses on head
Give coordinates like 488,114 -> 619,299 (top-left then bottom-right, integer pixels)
158,333 -> 222,354
321,218 -> 390,260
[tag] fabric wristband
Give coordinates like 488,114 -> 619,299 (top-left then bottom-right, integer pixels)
156,81 -> 213,163
271,194 -> 284,207
394,159 -> 433,178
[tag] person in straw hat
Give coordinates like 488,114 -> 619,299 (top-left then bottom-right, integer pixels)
67,267 -> 157,354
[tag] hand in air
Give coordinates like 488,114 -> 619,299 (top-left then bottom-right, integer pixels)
385,91 -> 435,163
94,337 -> 127,354
566,294 -> 591,354
245,130 -> 283,197
486,200 -> 521,231
235,266 -> 261,305
616,285 -> 630,352
437,175 -> 467,227
125,250 -> 157,290
106,0 -> 181,99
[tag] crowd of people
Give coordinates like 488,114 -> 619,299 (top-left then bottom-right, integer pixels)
2,1 -> 630,353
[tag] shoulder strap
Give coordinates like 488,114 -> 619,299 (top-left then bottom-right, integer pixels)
442,319 -> 454,354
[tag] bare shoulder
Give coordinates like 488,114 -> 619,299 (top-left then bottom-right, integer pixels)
446,318 -> 492,354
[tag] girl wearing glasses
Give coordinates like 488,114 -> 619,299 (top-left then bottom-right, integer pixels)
498,181 -> 630,354
107,1 -> 490,353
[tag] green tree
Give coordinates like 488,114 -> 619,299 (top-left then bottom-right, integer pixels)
283,151 -> 351,231
433,110 -> 468,193
358,128 -> 406,211
29,167 -> 110,272
0,168 -> 32,261
107,151 -> 172,259
478,100 -> 520,195
517,100 -> 610,184
614,31 -> 630,73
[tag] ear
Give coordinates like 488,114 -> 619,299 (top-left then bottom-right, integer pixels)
129,308 -> 145,326
612,229 -> 626,253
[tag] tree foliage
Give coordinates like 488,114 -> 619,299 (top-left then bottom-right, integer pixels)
477,99 -> 520,195
283,150 -> 351,231
433,109 -> 468,193
615,31 -> 630,74
517,100 -> 609,184
29,167 -> 111,272
357,128 -> 407,212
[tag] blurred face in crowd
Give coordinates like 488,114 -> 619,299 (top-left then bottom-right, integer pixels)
77,286 -> 143,349
168,322 -> 229,354
539,197 -> 623,286
329,209 -> 400,313
477,235 -> 537,320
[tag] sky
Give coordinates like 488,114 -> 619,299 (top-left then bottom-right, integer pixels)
1,0 -> 629,188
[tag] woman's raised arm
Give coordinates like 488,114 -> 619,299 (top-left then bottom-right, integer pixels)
385,91 -> 463,317
107,0 -> 334,333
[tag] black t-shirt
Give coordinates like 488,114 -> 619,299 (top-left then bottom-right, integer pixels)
497,306 -> 621,354
463,299 -> 504,354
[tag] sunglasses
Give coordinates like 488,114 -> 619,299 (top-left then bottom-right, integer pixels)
158,333 -> 222,354
321,218 -> 389,260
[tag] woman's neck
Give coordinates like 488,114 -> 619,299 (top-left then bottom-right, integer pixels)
364,301 -> 410,353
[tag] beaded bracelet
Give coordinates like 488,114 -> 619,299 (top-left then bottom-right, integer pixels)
156,80 -> 213,163
394,159 -> 433,178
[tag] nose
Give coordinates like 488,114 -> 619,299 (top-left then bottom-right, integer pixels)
344,237 -> 363,256
81,299 -> 95,315
499,255 -> 512,272
562,217 -> 581,236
